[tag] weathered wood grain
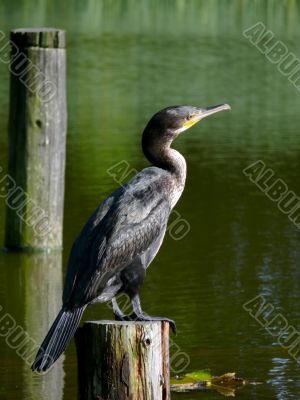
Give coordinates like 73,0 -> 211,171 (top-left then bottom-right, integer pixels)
75,320 -> 170,400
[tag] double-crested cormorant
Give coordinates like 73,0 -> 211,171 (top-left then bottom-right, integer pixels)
32,104 -> 230,372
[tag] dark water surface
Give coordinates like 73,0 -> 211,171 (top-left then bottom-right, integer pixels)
1,1 -> 300,399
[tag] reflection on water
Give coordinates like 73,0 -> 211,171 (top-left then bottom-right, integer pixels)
0,253 -> 64,400
0,1 -> 300,399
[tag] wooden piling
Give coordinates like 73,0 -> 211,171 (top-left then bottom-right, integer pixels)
75,320 -> 170,400
5,28 -> 67,251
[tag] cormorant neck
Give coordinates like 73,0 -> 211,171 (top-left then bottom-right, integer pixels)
142,128 -> 187,188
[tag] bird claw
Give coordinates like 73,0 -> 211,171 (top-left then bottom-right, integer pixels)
129,313 -> 177,335
114,313 -> 126,321
114,312 -> 176,334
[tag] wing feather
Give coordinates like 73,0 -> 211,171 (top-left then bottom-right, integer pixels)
63,167 -> 172,307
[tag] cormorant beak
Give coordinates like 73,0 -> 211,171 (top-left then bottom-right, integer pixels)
182,103 -> 231,130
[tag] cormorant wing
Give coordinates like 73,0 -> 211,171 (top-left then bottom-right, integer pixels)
63,168 -> 171,307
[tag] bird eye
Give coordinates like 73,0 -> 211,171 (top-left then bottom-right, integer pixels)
186,114 -> 193,120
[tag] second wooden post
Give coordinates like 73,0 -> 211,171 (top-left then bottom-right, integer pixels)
4,28 -> 67,251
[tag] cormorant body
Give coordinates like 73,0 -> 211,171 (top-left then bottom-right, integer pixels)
32,104 -> 230,372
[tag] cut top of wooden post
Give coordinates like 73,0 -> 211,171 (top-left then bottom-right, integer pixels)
10,28 -> 65,49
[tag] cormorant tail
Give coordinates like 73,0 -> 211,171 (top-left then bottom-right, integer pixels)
31,307 -> 85,372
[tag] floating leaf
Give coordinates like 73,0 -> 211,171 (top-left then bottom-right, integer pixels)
211,372 -> 246,387
171,370 -> 247,396
210,372 -> 246,397
185,369 -> 212,381
171,369 -> 212,385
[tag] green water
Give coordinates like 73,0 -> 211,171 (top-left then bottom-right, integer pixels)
1,1 -> 300,399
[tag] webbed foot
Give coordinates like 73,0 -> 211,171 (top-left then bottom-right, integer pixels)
128,312 -> 177,334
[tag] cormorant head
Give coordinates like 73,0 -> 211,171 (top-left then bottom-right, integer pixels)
145,104 -> 231,138
142,104 -> 231,168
